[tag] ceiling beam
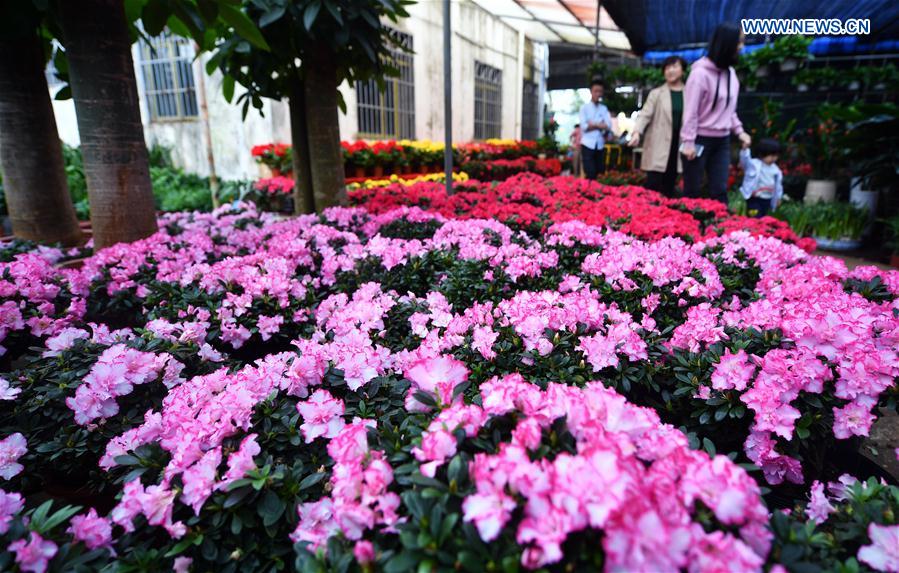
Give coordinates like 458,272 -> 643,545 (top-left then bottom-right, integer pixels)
511,0 -> 566,42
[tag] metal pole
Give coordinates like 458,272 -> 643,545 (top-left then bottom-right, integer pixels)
443,0 -> 453,195
593,0 -> 601,61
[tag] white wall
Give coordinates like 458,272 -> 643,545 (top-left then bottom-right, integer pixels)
53,0 -> 548,180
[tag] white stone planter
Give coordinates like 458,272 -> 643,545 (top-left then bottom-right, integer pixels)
850,178 -> 879,236
804,179 -> 837,204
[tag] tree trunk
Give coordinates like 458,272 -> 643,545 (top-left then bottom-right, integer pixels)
289,76 -> 315,214
304,45 -> 346,212
58,0 -> 157,249
0,30 -> 82,246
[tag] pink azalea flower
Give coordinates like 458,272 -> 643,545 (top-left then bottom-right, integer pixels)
353,540 -> 375,565
711,348 -> 755,391
462,491 -> 516,541
833,398 -> 877,439
858,523 -> 899,572
220,434 -> 261,487
0,376 -> 20,401
297,390 -> 346,443
404,355 -> 468,412
0,489 -> 24,534
0,432 -> 27,479
805,481 -> 834,524
173,557 -> 193,573
68,508 -> 113,550
181,447 -> 223,515
9,531 -> 58,573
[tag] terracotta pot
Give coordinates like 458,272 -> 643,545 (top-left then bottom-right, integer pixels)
354,166 -> 366,179
804,179 -> 836,204
373,165 -> 384,178
891,254 -> 899,269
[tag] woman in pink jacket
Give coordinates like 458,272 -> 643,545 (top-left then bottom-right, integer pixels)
680,23 -> 752,204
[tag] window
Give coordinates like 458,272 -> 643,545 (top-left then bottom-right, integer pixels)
356,29 -> 415,139
474,61 -> 502,140
521,81 -> 540,140
138,31 -> 198,120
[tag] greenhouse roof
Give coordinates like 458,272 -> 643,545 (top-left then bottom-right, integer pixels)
602,0 -> 899,55
470,0 -> 632,50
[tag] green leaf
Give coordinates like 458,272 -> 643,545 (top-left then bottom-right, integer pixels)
303,1 -> 321,30
40,505 -> 82,533
259,6 -> 286,27
141,0 -> 169,36
164,534 -> 203,558
324,2 -> 343,25
219,3 -> 270,51
298,471 -> 327,491
54,85 -> 72,100
222,74 -> 235,103
258,490 -> 286,526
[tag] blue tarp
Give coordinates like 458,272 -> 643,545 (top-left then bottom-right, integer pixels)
643,36 -> 899,64
603,0 -> 899,56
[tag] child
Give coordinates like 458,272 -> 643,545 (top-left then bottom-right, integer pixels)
739,138 -> 783,217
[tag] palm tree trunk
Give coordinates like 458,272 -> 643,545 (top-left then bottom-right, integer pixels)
58,0 -> 157,249
303,44 -> 346,212
0,29 -> 82,246
289,76 -> 314,214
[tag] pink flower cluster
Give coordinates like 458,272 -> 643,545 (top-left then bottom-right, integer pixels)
66,344 -> 182,425
412,372 -> 769,570
291,418 -> 401,548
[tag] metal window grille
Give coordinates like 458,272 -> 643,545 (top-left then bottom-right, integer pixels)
474,61 -> 502,140
356,29 -> 415,139
521,80 -> 540,140
138,31 -> 198,120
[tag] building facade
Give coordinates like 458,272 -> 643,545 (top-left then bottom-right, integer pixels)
51,0 -> 548,181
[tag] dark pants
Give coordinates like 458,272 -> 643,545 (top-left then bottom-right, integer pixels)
581,145 -> 606,180
682,135 -> 730,204
746,196 -> 771,217
644,146 -> 679,197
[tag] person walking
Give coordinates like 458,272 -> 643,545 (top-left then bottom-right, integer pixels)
680,22 -> 752,204
579,79 -> 612,181
628,56 -> 687,197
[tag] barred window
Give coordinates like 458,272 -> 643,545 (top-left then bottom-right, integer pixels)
138,31 -> 198,120
474,61 -> 502,140
521,80 -> 540,140
356,29 -> 415,139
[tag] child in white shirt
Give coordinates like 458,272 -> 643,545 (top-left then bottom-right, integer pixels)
739,138 -> 783,217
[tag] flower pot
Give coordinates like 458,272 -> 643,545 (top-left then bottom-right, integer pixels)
755,64 -> 770,78
804,179 -> 836,204
891,254 -> 899,269
812,236 -> 863,251
354,166 -> 366,179
850,183 -> 879,237
848,80 -> 860,90
874,82 -> 886,90
373,165 -> 384,178
779,58 -> 799,72
796,83 -> 808,92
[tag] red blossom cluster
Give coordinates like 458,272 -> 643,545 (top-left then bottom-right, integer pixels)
350,173 -> 817,250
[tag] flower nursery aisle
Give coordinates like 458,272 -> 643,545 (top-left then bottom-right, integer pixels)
1,174 -> 898,572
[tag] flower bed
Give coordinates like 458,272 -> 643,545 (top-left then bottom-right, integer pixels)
351,172 -> 818,250
0,200 -> 896,571
252,140 -> 549,180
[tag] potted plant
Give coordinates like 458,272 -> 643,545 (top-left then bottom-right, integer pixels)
832,103 -> 899,200
802,106 -> 840,204
808,201 -> 868,251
